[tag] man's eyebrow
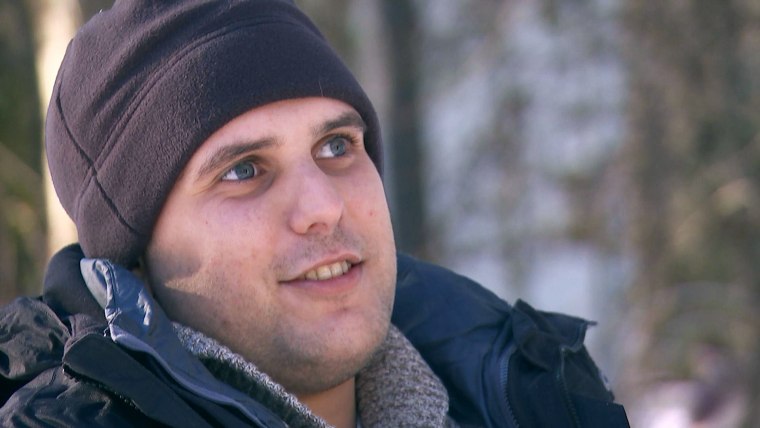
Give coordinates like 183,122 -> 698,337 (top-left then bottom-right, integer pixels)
314,111 -> 366,136
194,111 -> 364,181
195,138 -> 277,181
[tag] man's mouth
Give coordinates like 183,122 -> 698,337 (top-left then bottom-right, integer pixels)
299,260 -> 353,281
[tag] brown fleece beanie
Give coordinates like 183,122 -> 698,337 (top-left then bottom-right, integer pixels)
46,0 -> 382,267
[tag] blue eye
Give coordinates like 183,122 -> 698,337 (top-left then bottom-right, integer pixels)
316,136 -> 349,159
221,161 -> 257,181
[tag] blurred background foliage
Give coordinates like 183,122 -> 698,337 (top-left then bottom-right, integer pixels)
1,0 -> 758,426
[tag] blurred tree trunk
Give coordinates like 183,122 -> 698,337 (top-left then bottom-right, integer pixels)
0,0 -> 45,303
0,0 -> 111,305
622,0 -> 760,424
380,0 -> 427,257
32,0 -> 82,265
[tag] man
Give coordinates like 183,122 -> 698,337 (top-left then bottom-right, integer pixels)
0,0 -> 628,426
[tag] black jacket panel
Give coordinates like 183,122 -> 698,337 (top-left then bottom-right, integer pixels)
0,298 -> 69,404
392,254 -> 629,428
0,298 -> 156,427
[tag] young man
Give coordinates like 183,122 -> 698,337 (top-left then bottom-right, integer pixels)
0,1 -> 628,426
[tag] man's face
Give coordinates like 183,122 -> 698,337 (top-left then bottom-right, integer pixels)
145,97 -> 396,395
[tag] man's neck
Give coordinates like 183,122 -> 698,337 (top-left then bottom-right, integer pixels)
298,378 -> 356,428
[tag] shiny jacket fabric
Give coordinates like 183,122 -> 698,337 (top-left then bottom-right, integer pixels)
0,244 -> 629,427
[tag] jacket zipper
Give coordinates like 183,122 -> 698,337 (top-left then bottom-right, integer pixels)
61,363 -> 140,413
557,347 -> 582,428
499,346 -> 520,428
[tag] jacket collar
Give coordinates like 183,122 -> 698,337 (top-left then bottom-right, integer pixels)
43,244 -> 104,321
176,322 -> 452,427
78,256 -> 284,427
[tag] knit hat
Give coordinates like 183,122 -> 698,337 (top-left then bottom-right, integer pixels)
46,0 -> 382,267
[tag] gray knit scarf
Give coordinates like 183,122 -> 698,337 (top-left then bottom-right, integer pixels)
173,324 -> 456,427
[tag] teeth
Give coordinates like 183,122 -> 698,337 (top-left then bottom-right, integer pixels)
303,261 -> 351,281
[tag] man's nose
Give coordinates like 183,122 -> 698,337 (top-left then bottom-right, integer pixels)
285,162 -> 345,236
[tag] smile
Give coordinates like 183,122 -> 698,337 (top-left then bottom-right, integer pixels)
300,260 -> 353,281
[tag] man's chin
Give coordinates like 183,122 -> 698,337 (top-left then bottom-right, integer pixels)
274,353 -> 371,396
270,323 -> 389,396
